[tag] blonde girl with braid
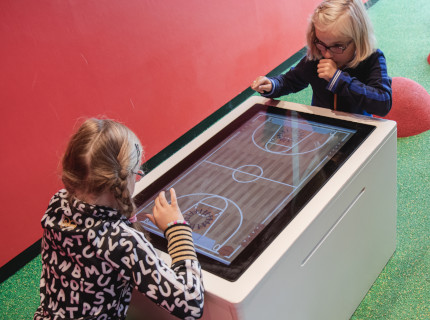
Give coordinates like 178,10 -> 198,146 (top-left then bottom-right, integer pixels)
35,118 -> 204,320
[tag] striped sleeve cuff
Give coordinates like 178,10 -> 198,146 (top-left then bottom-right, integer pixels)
327,69 -> 342,92
164,224 -> 198,265
261,78 -> 276,97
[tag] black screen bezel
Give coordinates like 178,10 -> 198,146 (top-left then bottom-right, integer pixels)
134,104 -> 375,281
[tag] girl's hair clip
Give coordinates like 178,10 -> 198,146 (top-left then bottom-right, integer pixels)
135,143 -> 141,166
128,215 -> 137,223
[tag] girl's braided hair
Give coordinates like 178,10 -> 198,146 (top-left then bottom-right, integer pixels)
62,118 -> 145,232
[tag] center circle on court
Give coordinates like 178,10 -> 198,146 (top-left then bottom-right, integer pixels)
232,165 -> 263,183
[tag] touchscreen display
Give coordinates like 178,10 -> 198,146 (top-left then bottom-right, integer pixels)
134,104 -> 374,281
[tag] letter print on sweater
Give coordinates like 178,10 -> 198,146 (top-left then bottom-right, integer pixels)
34,189 -> 204,320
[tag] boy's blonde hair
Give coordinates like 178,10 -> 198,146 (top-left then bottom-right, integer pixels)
62,118 -> 143,229
306,0 -> 376,68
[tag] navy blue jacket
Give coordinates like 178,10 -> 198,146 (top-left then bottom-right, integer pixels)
263,49 -> 392,117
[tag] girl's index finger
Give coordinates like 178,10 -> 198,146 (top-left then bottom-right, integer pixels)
158,190 -> 168,206
154,193 -> 161,209
169,188 -> 177,206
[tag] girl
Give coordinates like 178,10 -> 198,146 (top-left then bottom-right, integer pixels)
34,118 -> 204,319
251,0 -> 392,117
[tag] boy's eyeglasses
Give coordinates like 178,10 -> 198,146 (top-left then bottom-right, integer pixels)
133,170 -> 145,182
314,38 -> 352,54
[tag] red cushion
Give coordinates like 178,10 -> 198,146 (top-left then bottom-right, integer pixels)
378,77 -> 430,137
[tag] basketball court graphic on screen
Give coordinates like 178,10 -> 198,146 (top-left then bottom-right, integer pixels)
136,112 -> 355,264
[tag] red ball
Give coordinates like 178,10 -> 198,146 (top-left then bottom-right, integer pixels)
380,77 -> 430,137
428,53 -> 430,65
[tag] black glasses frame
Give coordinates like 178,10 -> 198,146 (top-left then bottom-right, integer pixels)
314,38 -> 352,54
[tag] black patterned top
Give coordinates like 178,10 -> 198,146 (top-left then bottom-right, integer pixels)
34,189 -> 204,320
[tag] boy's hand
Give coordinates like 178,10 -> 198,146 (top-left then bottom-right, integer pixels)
146,188 -> 184,232
317,59 -> 338,82
251,76 -> 272,94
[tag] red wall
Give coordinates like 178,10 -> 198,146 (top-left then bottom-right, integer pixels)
0,0 -> 320,268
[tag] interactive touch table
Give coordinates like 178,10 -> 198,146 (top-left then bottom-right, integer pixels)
130,97 -> 397,320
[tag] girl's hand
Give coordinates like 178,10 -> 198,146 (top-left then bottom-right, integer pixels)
251,76 -> 272,94
317,59 -> 338,82
146,188 -> 184,232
